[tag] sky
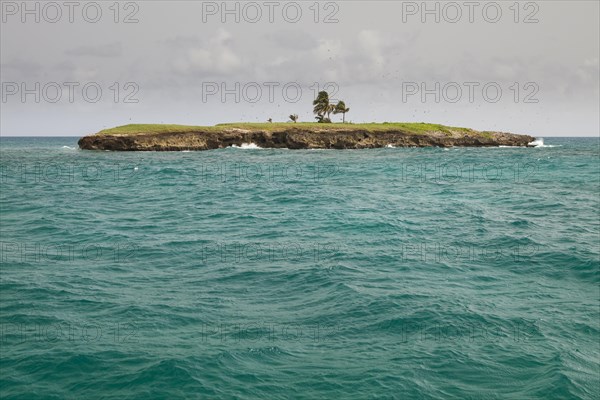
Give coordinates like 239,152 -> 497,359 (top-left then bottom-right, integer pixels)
1,0 -> 599,136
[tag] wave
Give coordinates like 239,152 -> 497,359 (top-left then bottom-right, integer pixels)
528,138 -> 561,148
231,143 -> 262,149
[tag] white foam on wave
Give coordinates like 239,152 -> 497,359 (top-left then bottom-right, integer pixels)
231,143 -> 262,149
528,138 -> 544,147
61,145 -> 75,150
386,144 -> 395,148
528,138 -> 561,148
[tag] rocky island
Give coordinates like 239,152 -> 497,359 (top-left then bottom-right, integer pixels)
78,122 -> 536,151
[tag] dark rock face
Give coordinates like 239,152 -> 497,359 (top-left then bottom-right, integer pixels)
78,128 -> 536,151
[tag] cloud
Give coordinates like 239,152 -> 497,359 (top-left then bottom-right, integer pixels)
65,43 -> 123,58
264,30 -> 318,51
256,29 -> 405,85
0,59 -> 43,79
357,30 -> 384,64
575,58 -> 599,85
170,29 -> 242,76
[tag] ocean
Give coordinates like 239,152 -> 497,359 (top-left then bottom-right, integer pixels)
0,137 -> 598,399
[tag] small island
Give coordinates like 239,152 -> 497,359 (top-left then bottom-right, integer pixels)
78,91 -> 535,151
78,122 -> 535,151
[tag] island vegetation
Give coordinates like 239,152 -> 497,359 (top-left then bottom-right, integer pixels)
312,91 -> 350,123
96,122 -> 474,136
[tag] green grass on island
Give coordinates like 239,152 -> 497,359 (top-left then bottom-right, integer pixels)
96,122 -> 475,136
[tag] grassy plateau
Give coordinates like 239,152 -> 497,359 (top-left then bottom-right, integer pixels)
96,122 -> 475,136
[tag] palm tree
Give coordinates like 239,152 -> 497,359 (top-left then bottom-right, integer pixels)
325,103 -> 335,121
289,114 -> 298,123
333,101 -> 350,123
313,91 -> 330,122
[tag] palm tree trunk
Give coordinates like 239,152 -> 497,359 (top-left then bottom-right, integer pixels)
342,113 -> 346,123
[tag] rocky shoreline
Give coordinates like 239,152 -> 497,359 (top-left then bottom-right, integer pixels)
78,127 -> 536,151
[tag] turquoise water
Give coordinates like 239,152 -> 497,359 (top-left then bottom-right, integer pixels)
1,137 -> 598,399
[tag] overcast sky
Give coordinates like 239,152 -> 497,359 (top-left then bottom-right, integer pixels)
1,0 -> 598,136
